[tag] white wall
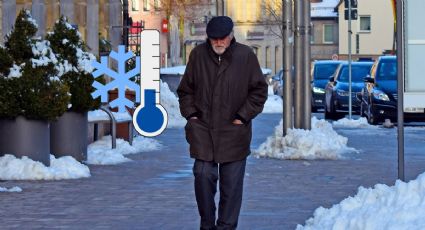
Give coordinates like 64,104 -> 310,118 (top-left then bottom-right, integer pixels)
338,0 -> 394,55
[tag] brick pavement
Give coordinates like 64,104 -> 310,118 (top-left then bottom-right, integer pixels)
1,114 -> 425,229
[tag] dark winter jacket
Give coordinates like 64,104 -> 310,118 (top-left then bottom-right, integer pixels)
177,38 -> 268,163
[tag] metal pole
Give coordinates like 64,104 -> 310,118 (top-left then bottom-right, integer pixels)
302,0 -> 311,129
283,0 -> 294,135
348,0 -> 353,119
294,0 -> 304,129
123,0 -> 129,49
396,0 -> 405,181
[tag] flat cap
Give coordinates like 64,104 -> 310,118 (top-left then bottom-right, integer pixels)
206,16 -> 233,39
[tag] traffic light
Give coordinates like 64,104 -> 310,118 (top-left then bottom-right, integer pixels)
344,9 -> 358,20
344,0 -> 358,8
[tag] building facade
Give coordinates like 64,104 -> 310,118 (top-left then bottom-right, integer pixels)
0,0 -> 124,57
311,0 -> 339,60
337,0 -> 395,60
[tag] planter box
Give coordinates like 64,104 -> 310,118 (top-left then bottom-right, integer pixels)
0,116 -> 50,166
108,89 -> 136,141
50,112 -> 88,162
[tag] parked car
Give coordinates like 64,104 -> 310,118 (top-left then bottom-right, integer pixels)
358,55 -> 425,124
271,69 -> 284,96
324,61 -> 373,120
311,60 -> 344,112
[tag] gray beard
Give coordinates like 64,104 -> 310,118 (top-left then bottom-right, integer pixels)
212,46 -> 226,55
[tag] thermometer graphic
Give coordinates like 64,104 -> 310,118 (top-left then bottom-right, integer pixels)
133,30 -> 168,137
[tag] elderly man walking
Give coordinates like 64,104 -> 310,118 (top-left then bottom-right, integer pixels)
177,16 -> 268,230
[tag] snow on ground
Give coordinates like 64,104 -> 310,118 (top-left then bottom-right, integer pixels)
262,86 -> 283,114
0,186 -> 22,193
160,80 -> 186,128
297,171 -> 425,230
0,154 -> 90,180
86,135 -> 162,165
332,117 -> 378,129
0,134 -> 161,180
254,117 -> 357,160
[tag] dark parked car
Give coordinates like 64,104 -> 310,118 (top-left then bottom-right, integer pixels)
324,61 -> 373,120
358,55 -> 425,124
311,60 -> 343,112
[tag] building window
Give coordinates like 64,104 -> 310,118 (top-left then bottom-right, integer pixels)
265,46 -> 270,68
154,0 -> 160,10
131,0 -> 139,11
323,24 -> 334,44
359,16 -> 371,32
143,0 -> 150,11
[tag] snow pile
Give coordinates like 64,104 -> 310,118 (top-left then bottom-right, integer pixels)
0,186 -> 22,193
88,110 -> 132,122
0,155 -> 90,180
263,96 -> 283,113
332,117 -> 377,129
297,171 -> 425,230
86,135 -> 162,165
255,117 -> 357,160
160,80 -> 186,128
262,85 -> 283,114
263,85 -> 283,113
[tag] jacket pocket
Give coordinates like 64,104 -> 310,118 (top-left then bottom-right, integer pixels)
185,119 -> 213,159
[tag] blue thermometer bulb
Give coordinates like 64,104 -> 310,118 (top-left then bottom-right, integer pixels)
133,30 -> 168,137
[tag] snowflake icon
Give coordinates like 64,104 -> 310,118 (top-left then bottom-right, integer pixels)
91,45 -> 141,112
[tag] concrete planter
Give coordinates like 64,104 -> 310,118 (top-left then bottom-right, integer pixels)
0,116 -> 50,166
50,112 -> 88,162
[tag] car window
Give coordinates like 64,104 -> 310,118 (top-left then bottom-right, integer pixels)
337,65 -> 372,82
377,60 -> 397,80
314,63 -> 340,79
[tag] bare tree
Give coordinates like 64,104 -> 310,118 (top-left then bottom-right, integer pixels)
263,0 -> 284,39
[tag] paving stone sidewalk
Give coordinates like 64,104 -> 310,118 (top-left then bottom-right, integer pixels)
1,113 -> 424,229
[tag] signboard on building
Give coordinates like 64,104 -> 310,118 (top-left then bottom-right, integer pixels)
404,0 -> 425,111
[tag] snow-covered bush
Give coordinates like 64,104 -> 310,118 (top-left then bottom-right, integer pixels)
0,10 -> 69,120
46,16 -> 100,113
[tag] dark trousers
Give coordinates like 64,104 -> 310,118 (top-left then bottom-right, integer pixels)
193,158 -> 247,230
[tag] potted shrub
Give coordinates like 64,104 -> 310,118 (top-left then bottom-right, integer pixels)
46,16 -> 100,162
0,10 -> 69,166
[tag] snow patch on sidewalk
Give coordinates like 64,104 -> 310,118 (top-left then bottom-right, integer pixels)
332,117 -> 377,129
254,117 -> 357,160
0,155 -> 90,180
0,186 -> 22,193
297,171 -> 425,230
86,135 -> 162,165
